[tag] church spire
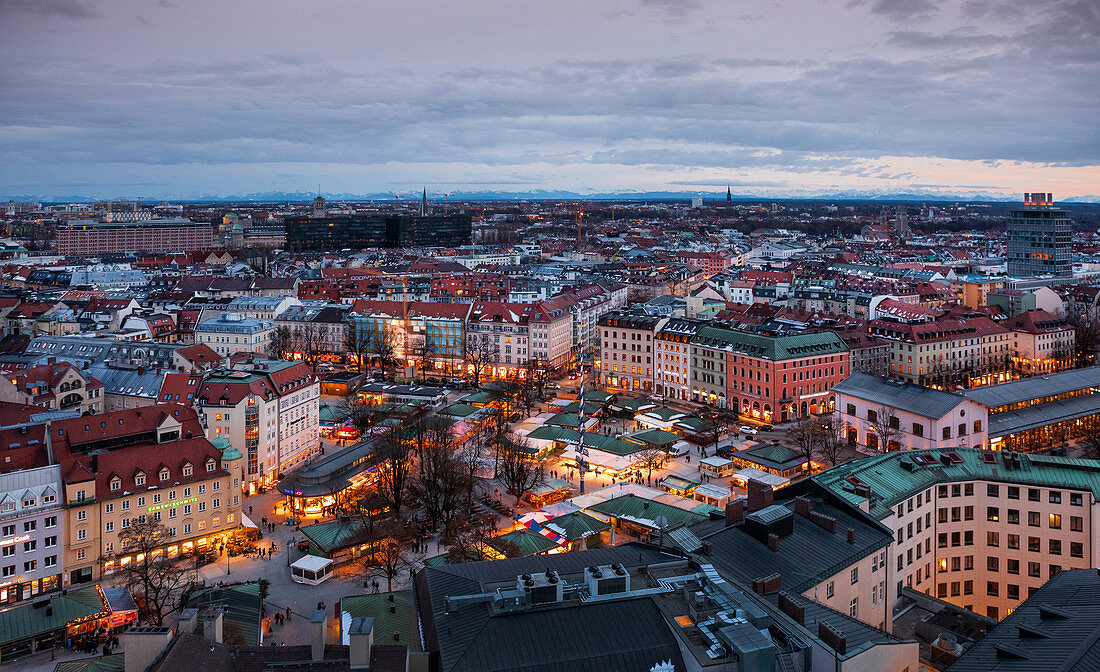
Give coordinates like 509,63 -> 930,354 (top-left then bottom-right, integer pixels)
726,185 -> 732,202
421,188 -> 428,216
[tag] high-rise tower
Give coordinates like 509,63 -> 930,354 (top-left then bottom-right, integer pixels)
1007,192 -> 1072,278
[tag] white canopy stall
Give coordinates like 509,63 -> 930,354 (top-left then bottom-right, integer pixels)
290,554 -> 334,585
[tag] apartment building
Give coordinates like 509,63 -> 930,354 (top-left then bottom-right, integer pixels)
689,326 -> 849,422
598,312 -> 668,392
0,361 -> 104,415
833,373 -> 988,452
0,461 -> 64,607
869,316 -> 1012,388
815,448 -> 1100,621
197,361 -> 319,493
53,405 -> 243,585
1005,310 -> 1075,375
465,302 -> 533,379
654,319 -> 704,401
194,313 -> 275,358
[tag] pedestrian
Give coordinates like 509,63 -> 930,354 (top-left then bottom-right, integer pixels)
286,606 -> 292,621
249,505 -> 253,515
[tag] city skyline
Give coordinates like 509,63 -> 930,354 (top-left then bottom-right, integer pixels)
1,0 -> 1098,200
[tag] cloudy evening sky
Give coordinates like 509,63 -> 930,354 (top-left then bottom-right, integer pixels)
1,0 -> 1098,199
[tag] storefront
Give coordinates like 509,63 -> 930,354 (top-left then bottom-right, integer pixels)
0,584 -> 112,662
278,440 -> 381,519
0,573 -> 61,606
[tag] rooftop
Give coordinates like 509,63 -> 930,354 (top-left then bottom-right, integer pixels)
833,372 -> 969,419
813,447 -> 1100,521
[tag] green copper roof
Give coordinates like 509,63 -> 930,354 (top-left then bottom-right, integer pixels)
340,590 -> 422,652
212,436 -> 243,461
814,447 -> 1100,521
54,654 -> 125,672
489,529 -> 559,557
300,518 -> 374,555
693,325 -> 848,360
541,511 -> 611,541
587,494 -> 707,530
0,585 -> 108,648
625,428 -> 682,448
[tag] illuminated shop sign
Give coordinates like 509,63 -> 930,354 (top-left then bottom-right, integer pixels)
148,496 -> 197,513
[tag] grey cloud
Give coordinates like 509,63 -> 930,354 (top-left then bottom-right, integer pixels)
639,0 -> 703,20
0,0 -> 97,19
848,0 -> 941,21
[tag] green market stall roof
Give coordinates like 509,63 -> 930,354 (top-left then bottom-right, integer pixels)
489,528 -> 560,557
542,511 -> 612,542
587,494 -> 707,530
0,585 -> 109,649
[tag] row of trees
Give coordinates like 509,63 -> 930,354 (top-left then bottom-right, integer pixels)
786,414 -> 849,470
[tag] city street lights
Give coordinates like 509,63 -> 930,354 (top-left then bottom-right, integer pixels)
287,537 -> 295,567
226,544 -> 231,576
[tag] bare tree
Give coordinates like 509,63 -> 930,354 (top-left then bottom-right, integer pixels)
372,325 -> 398,378
445,513 -> 498,563
1067,306 -> 1100,369
633,446 -> 666,483
464,336 -> 498,386
817,415 -> 847,467
1080,432 -> 1100,460
362,521 -> 422,593
786,415 -> 821,469
343,395 -> 382,438
268,325 -> 294,360
344,322 -> 372,373
375,425 -> 413,516
410,417 -> 470,531
868,405 -> 903,452
107,519 -> 191,626
496,433 -> 543,505
294,323 -> 323,372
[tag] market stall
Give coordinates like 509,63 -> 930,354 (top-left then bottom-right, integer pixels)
290,555 -> 334,585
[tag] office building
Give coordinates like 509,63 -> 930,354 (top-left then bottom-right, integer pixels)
1006,193 -> 1072,278
56,218 -> 215,256
284,214 -> 472,250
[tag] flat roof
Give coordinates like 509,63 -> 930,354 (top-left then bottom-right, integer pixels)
965,366 -> 1100,408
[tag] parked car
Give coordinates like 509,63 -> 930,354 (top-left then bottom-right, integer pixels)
739,425 -> 759,435
760,424 -> 773,432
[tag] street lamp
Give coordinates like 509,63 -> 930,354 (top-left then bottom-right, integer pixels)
226,541 -> 231,576
287,537 -> 295,567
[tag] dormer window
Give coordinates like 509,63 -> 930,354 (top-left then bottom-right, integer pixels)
182,463 -> 193,477
205,459 -> 216,473
110,477 -> 121,492
159,467 -> 171,482
135,472 -> 146,486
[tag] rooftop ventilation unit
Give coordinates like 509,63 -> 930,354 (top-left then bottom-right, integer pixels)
517,570 -> 564,605
585,564 -> 630,597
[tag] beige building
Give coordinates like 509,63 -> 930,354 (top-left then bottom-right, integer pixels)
816,447 -> 1100,621
198,361 -> 319,493
0,361 -> 103,415
1006,310 -> 1075,375
598,312 -> 667,392
54,406 -> 243,585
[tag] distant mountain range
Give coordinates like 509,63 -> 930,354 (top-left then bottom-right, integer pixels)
8,188 -> 1100,204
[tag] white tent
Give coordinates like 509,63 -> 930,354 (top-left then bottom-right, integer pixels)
730,468 -> 790,490
290,554 -> 333,585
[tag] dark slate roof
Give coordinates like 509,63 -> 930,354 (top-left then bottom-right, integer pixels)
947,568 -> 1100,672
832,372 -> 967,419
697,498 -> 893,594
964,366 -> 1100,409
448,597 -> 685,672
416,544 -> 684,672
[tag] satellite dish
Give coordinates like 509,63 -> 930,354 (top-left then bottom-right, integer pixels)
654,515 -> 669,530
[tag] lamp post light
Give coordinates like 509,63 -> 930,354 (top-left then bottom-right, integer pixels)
287,537 -> 295,567
226,541 -> 231,576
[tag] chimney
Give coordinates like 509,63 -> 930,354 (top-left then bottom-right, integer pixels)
778,592 -> 805,625
311,608 -> 328,661
725,498 -> 744,526
752,573 -> 782,595
138,366 -> 145,376
48,356 -> 56,365
348,616 -> 374,669
747,480 -> 773,512
847,528 -> 855,544
202,608 -> 224,644
819,621 -> 848,655
122,627 -> 174,672
767,533 -> 779,552
808,510 -> 838,533
179,607 -> 200,634
794,496 -> 812,517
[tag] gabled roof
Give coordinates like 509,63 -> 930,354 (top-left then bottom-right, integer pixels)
832,372 -> 968,419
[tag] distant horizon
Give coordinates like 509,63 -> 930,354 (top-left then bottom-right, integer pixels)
7,187 -> 1100,205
